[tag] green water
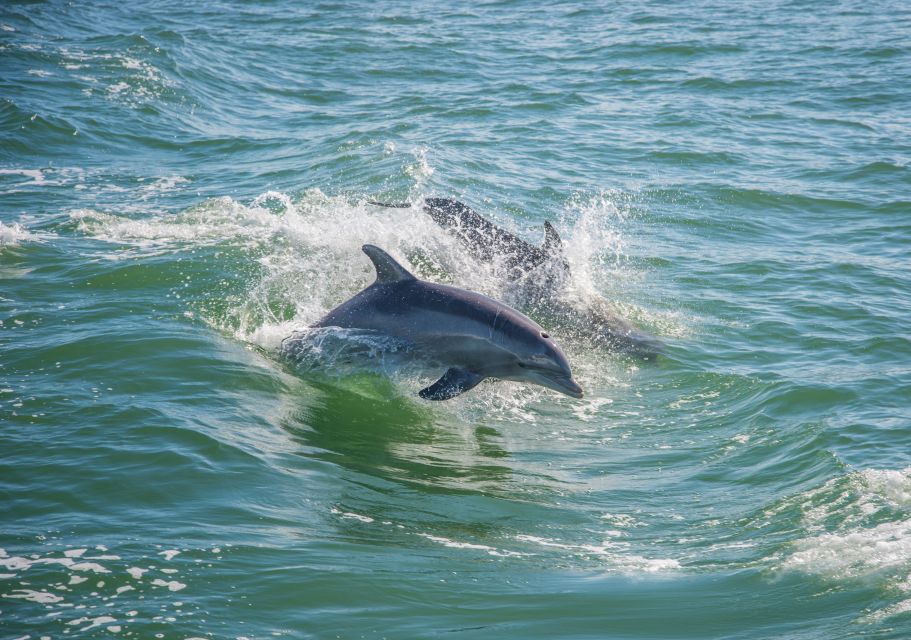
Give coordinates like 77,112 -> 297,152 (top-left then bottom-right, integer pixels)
2,1 -> 911,638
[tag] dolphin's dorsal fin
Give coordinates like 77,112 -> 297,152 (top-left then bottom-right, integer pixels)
362,244 -> 416,284
543,220 -> 563,255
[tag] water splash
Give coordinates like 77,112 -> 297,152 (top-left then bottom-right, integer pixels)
0,221 -> 40,247
773,467 -> 911,621
71,182 -> 675,409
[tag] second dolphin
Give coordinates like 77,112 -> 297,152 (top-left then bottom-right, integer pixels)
370,197 -> 661,357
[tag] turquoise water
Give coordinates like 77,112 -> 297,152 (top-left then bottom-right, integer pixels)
2,0 -> 911,637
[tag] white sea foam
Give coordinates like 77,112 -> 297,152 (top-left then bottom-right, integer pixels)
138,175 -> 189,200
5,540 -> 205,627
778,466 -> 911,615
864,597 -> 911,623
571,397 -> 615,422
0,221 -> 37,246
151,578 -> 186,592
599,512 -> 642,528
1,166 -> 84,197
0,556 -> 31,571
418,533 -> 498,552
0,168 -> 47,186
3,589 -> 64,604
53,44 -> 170,106
784,519 -> 911,580
0,553 -> 112,574
417,533 -> 525,558
126,566 -> 146,580
859,467 -> 911,507
408,529 -> 679,570
67,615 -> 117,631
514,534 -> 680,573
330,507 -> 375,523
69,561 -> 110,573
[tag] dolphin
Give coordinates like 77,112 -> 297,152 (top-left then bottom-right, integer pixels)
369,198 -> 661,358
297,244 -> 583,401
369,197 -> 569,283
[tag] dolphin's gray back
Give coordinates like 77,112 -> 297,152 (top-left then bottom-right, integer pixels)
370,197 -> 569,286
314,278 -> 544,346
423,198 -> 551,274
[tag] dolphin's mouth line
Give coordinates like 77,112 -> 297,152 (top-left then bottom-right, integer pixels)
534,371 -> 584,399
553,380 -> 584,398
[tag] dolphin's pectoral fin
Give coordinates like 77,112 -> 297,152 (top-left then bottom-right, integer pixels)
419,368 -> 485,401
542,220 -> 563,255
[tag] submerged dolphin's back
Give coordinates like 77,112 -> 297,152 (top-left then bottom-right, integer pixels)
423,198 -> 552,272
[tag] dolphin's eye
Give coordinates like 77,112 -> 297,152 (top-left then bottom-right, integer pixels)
517,362 -> 526,368
541,332 -> 550,339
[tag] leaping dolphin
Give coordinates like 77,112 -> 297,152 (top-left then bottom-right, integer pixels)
294,244 -> 583,401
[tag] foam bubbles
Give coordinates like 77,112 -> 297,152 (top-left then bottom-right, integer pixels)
860,467 -> 911,507
66,615 -> 118,632
2,588 -> 64,604
784,519 -> 911,580
151,578 -> 186,592
417,533 -> 525,558
56,46 -> 172,107
0,168 -> 47,186
326,504 -> 675,572
1,541 -> 218,635
330,507 -> 376,524
514,534 -> 681,573
404,146 -> 435,189
0,221 -> 37,247
777,466 -> 911,615
126,566 -> 146,580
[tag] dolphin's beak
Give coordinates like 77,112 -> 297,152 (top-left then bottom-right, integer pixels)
539,373 -> 584,399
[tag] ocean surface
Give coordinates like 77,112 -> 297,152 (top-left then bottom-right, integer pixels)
2,1 -> 911,637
